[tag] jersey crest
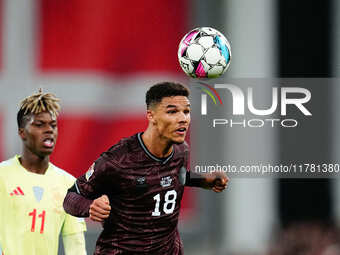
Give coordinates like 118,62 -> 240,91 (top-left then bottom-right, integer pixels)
33,186 -> 44,202
160,176 -> 173,188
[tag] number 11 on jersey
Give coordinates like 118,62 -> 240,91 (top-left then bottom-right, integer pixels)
28,209 -> 46,233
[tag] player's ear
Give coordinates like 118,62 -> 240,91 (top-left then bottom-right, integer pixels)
18,127 -> 26,140
146,109 -> 157,124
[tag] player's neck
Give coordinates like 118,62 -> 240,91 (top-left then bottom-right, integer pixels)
19,149 -> 50,175
141,130 -> 173,158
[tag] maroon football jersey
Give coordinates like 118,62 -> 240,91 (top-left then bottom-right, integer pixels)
76,133 -> 189,254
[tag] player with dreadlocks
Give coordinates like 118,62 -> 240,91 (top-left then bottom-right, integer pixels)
0,89 -> 87,255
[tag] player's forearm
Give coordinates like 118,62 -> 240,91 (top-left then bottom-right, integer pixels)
185,171 -> 207,188
186,171 -> 228,192
186,178 -> 211,188
185,171 -> 222,189
63,191 -> 93,217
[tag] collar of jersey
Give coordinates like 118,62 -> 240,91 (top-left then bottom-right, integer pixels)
14,155 -> 52,176
137,133 -> 174,165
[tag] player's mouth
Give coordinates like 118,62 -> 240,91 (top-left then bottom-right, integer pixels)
175,127 -> 187,136
42,138 -> 55,148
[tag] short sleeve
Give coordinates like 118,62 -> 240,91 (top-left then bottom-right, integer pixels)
75,154 -> 118,199
61,213 -> 86,236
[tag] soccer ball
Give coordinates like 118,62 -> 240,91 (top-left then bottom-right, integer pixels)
178,27 -> 231,78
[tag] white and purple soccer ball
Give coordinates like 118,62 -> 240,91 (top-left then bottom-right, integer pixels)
178,27 -> 231,78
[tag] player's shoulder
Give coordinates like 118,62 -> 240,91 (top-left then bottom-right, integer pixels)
102,133 -> 140,162
0,158 -> 14,168
0,156 -> 24,180
49,163 -> 76,183
0,156 -> 18,173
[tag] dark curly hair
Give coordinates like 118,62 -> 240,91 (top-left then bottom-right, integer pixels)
145,82 -> 189,109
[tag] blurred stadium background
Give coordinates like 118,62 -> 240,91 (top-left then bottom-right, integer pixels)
1,0 -> 340,254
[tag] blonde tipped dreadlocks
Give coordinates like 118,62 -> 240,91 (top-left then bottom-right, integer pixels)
17,89 -> 61,128
19,88 -> 60,119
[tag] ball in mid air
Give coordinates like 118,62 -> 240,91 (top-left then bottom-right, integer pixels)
178,27 -> 231,78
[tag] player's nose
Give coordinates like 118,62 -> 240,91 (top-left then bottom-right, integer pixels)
178,111 -> 190,123
44,124 -> 54,134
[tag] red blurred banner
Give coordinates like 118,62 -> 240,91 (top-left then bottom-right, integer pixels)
51,114 -> 148,177
38,0 -> 188,75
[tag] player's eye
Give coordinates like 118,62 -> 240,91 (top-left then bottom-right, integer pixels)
167,110 -> 177,114
34,122 -> 43,127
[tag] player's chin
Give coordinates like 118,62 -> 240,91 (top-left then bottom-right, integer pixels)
171,136 -> 186,144
39,148 -> 54,156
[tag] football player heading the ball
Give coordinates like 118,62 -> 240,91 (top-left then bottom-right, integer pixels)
0,90 -> 87,255
63,82 -> 228,254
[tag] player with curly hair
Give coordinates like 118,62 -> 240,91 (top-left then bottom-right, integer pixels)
0,89 -> 87,255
